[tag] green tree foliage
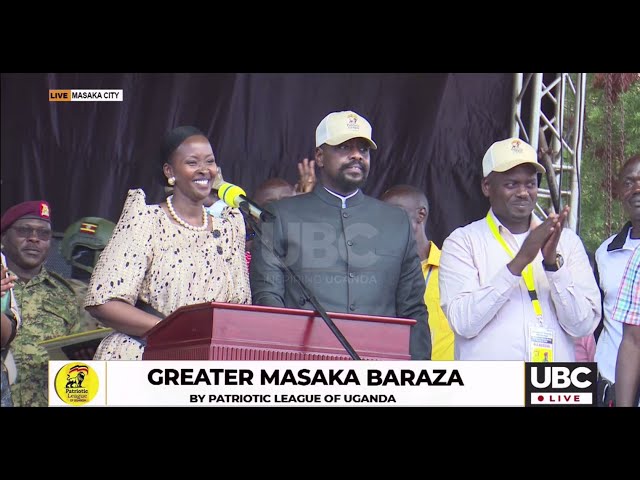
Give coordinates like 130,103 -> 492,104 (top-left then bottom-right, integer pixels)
580,73 -> 640,254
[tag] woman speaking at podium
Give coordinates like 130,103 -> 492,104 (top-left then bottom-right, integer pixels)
85,126 -> 251,360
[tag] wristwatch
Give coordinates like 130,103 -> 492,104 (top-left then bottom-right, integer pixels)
543,253 -> 564,272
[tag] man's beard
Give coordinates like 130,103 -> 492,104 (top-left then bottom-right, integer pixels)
335,172 -> 368,192
335,161 -> 368,192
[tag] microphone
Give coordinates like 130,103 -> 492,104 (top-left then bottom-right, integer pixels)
217,182 -> 275,222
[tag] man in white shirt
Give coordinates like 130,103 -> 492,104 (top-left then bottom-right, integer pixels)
439,137 -> 601,361
594,154 -> 640,405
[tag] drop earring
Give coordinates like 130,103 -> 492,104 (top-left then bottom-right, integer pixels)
168,177 -> 175,186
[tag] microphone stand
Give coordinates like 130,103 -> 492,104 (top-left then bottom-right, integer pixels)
243,207 -> 361,360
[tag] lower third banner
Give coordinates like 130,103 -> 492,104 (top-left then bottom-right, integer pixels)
48,360 -> 527,406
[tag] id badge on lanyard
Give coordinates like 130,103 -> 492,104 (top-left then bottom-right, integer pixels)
528,323 -> 555,362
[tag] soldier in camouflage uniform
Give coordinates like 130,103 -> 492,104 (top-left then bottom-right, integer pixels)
1,200 -> 82,407
60,217 -> 116,331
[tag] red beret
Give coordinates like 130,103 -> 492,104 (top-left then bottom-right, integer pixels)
1,200 -> 51,234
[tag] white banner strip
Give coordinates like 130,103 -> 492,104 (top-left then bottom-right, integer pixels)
49,361 -> 524,407
70,89 -> 123,101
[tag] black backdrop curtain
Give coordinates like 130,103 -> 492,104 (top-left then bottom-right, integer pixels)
1,73 -> 513,247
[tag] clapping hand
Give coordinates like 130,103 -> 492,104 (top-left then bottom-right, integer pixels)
541,205 -> 570,264
294,158 -> 316,194
508,207 -> 569,276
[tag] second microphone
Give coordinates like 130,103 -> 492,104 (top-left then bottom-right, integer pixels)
217,182 -> 276,222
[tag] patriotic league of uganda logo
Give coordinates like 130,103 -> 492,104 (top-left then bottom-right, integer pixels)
54,363 -> 99,406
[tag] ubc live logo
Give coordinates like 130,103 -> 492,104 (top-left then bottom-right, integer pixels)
525,362 -> 597,407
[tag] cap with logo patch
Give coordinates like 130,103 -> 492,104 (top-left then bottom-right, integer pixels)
482,137 -> 546,178
315,110 -> 377,150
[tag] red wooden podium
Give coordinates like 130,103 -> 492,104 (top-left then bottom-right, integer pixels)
142,302 -> 414,360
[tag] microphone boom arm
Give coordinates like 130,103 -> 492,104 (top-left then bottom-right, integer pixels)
239,200 -> 275,222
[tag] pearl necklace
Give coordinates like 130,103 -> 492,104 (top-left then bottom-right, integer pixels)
166,195 -> 209,232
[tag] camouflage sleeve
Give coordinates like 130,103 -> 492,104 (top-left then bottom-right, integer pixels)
66,293 -> 84,334
51,286 -> 83,335
68,279 -> 103,331
45,271 -> 85,334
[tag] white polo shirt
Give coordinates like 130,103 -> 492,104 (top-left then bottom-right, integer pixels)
594,223 -> 640,382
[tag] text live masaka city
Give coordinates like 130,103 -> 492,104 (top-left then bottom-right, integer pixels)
147,368 -> 464,386
48,89 -> 123,101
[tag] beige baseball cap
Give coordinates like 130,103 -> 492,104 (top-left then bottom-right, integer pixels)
482,137 -> 545,177
315,110 -> 377,150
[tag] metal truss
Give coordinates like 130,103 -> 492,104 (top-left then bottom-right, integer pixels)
510,73 -> 587,233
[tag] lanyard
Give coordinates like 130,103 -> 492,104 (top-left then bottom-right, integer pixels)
486,213 -> 543,322
424,265 -> 433,290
